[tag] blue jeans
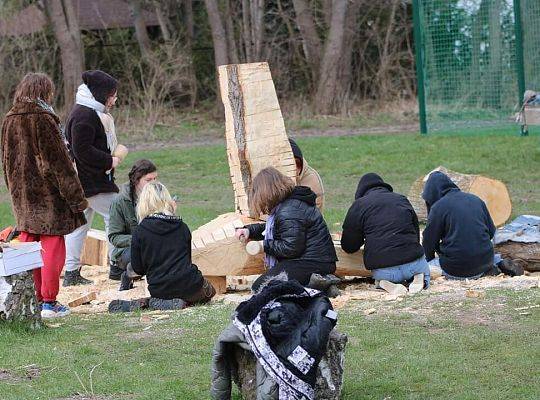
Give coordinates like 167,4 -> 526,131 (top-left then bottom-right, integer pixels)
372,256 -> 430,288
428,254 -> 502,280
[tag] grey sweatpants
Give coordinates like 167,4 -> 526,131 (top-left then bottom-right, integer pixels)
64,192 -> 117,272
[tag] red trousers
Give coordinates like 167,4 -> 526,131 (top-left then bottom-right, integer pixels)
19,232 -> 65,303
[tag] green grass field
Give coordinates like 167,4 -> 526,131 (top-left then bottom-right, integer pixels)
1,130 -> 539,399
1,130 -> 539,230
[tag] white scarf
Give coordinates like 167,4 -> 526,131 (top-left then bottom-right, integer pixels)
75,84 -> 118,153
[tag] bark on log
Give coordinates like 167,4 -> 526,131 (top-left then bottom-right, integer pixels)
233,330 -> 347,399
0,272 -> 41,328
495,242 -> 540,272
218,62 -> 296,217
408,166 -> 512,226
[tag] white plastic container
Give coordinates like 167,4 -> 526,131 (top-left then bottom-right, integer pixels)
0,242 -> 42,276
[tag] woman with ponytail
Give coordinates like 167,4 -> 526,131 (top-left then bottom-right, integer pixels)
108,159 -> 157,289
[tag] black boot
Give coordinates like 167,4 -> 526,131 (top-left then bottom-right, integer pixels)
109,261 -> 123,281
63,269 -> 93,287
119,271 -> 134,291
148,297 -> 187,310
497,258 -> 524,277
108,298 -> 150,313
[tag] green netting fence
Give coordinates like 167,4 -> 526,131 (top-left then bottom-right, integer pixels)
412,0 -> 540,134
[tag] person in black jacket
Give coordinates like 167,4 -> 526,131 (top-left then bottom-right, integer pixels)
235,167 -> 337,292
422,171 -> 499,279
130,181 -> 215,303
341,173 -> 429,294
64,70 -> 122,286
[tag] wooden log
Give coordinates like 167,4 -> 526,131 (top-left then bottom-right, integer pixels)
206,276 -> 227,295
67,291 -> 97,308
218,62 -> 297,217
408,166 -> 512,226
233,330 -> 347,399
80,229 -> 108,267
495,242 -> 540,272
0,272 -> 41,328
192,213 -> 370,278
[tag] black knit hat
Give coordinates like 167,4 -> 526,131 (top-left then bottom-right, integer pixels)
82,70 -> 118,104
288,138 -> 303,160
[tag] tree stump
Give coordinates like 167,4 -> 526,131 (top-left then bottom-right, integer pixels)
232,330 -> 347,399
408,166 -> 512,226
0,271 -> 41,328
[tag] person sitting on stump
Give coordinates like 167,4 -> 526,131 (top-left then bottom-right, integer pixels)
108,181 -> 215,312
422,171 -> 521,279
2,73 -> 87,318
341,173 -> 429,295
289,138 -> 325,210
108,159 -> 157,291
235,167 -> 337,292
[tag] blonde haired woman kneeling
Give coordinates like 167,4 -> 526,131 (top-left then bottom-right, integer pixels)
108,182 -> 215,312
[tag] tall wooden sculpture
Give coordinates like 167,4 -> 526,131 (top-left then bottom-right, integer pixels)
192,63 -> 368,292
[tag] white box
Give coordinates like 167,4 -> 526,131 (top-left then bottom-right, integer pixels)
0,242 -> 43,277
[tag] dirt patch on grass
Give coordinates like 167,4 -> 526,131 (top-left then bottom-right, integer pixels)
55,396 -> 129,400
0,365 -> 41,383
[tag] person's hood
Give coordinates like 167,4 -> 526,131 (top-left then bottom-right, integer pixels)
82,70 -> 118,104
5,101 -> 59,123
354,173 -> 393,199
139,213 -> 183,235
289,186 -> 317,206
422,171 -> 460,209
118,183 -> 133,202
297,157 -> 309,179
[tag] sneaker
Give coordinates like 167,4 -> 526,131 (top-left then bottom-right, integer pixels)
497,259 -> 524,277
408,273 -> 424,295
41,302 -> 71,318
108,298 -> 149,313
63,269 -> 93,286
378,280 -> 408,296
109,262 -> 123,281
119,272 -> 134,291
148,297 -> 187,311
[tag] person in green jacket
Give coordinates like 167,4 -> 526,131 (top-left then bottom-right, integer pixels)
108,159 -> 157,289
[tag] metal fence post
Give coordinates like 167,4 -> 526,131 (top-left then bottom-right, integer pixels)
513,0 -> 527,136
412,0 -> 428,134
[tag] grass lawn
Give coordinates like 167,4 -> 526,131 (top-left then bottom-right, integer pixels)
0,288 -> 538,399
1,129 -> 539,399
1,130 -> 539,230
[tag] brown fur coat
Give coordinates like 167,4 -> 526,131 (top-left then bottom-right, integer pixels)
1,102 -> 87,235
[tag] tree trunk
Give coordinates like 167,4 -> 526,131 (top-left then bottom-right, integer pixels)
251,0 -> 265,61
337,0 -> 362,111
225,0 -> 240,64
129,0 -> 153,58
183,0 -> 197,107
292,0 -> 323,82
376,0 -> 400,97
154,0 -> 171,41
241,0 -> 253,61
315,0 -> 348,114
44,0 -> 84,111
205,0 -> 229,68
0,272 -> 42,329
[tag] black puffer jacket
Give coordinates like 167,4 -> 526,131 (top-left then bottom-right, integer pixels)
422,172 -> 496,277
131,213 -> 204,299
247,186 -> 337,265
341,173 -> 424,269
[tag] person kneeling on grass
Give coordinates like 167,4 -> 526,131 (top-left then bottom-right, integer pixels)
108,159 -> 158,291
422,171 -> 522,280
341,173 -> 429,295
108,181 -> 215,312
235,167 -> 338,292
